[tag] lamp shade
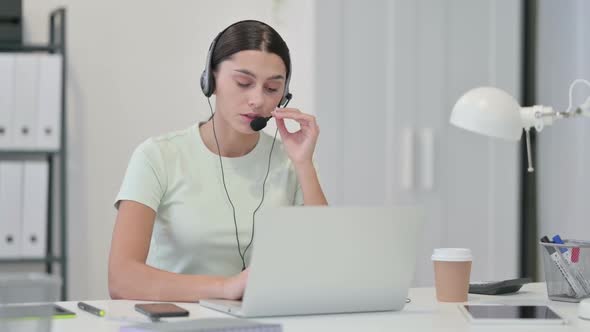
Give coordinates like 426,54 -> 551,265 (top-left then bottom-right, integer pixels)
450,87 -> 523,141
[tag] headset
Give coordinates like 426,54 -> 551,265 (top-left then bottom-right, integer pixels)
200,20 -> 293,271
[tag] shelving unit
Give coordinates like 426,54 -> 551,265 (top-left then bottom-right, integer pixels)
0,7 -> 68,300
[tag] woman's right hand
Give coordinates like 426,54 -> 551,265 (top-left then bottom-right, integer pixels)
222,268 -> 250,300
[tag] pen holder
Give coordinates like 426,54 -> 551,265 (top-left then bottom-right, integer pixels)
540,239 -> 590,302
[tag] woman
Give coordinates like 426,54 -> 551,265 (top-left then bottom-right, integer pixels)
108,20 -> 327,302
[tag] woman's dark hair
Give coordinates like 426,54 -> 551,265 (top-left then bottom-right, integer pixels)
211,20 -> 291,78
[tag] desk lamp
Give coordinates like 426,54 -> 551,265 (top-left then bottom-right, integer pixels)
450,79 -> 590,172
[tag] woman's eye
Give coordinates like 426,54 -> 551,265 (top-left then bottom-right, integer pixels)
236,81 -> 251,88
266,87 -> 279,93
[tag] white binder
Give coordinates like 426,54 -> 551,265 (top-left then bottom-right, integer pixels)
13,54 -> 39,149
20,160 -> 49,258
0,161 -> 24,258
36,54 -> 62,150
0,54 -> 15,149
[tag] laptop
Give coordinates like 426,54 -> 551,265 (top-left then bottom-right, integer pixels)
200,206 -> 424,317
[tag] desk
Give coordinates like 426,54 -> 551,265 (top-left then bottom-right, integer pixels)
44,283 -> 590,331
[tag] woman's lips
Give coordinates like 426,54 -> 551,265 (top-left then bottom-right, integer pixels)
240,114 -> 256,122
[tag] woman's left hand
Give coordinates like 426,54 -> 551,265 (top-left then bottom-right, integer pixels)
271,108 -> 319,166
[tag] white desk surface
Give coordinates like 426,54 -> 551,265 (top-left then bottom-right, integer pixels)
42,283 -> 590,331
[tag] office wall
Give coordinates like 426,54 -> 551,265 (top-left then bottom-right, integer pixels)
23,0 -> 316,299
315,0 -> 521,285
537,0 -> 590,275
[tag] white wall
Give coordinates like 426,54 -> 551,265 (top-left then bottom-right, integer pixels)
315,0 -> 520,286
537,0 -> 590,273
22,0 -> 315,300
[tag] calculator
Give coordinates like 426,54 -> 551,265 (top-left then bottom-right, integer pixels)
469,277 -> 532,295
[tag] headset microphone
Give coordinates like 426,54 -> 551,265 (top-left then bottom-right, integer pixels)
250,116 -> 272,131
249,93 -> 292,132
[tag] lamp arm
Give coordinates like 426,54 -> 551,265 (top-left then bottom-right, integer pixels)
540,95 -> 590,119
565,79 -> 590,114
524,128 -> 534,173
518,79 -> 590,173
522,79 -> 590,130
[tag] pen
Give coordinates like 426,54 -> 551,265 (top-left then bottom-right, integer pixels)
78,302 -> 105,317
552,235 -> 580,264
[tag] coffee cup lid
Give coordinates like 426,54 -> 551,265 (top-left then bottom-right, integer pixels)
431,248 -> 472,262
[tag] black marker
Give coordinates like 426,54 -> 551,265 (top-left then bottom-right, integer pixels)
77,302 -> 105,317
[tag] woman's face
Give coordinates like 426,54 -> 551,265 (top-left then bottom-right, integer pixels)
213,50 -> 287,134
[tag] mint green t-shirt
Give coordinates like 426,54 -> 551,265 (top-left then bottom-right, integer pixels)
114,124 -> 303,276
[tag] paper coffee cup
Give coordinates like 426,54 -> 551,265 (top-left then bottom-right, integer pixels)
432,248 -> 472,302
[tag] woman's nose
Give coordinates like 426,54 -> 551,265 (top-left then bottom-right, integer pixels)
247,88 -> 265,109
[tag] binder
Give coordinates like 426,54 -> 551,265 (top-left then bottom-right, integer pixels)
0,161 -> 23,258
20,160 -> 49,258
36,54 -> 62,150
12,54 -> 39,149
0,53 -> 15,149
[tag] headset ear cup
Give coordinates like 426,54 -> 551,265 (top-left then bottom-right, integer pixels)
200,71 -> 209,96
201,69 -> 216,97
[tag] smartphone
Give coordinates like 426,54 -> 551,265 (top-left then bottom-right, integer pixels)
134,303 -> 189,318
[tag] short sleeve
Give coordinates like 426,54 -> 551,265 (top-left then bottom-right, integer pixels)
114,139 -> 167,212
